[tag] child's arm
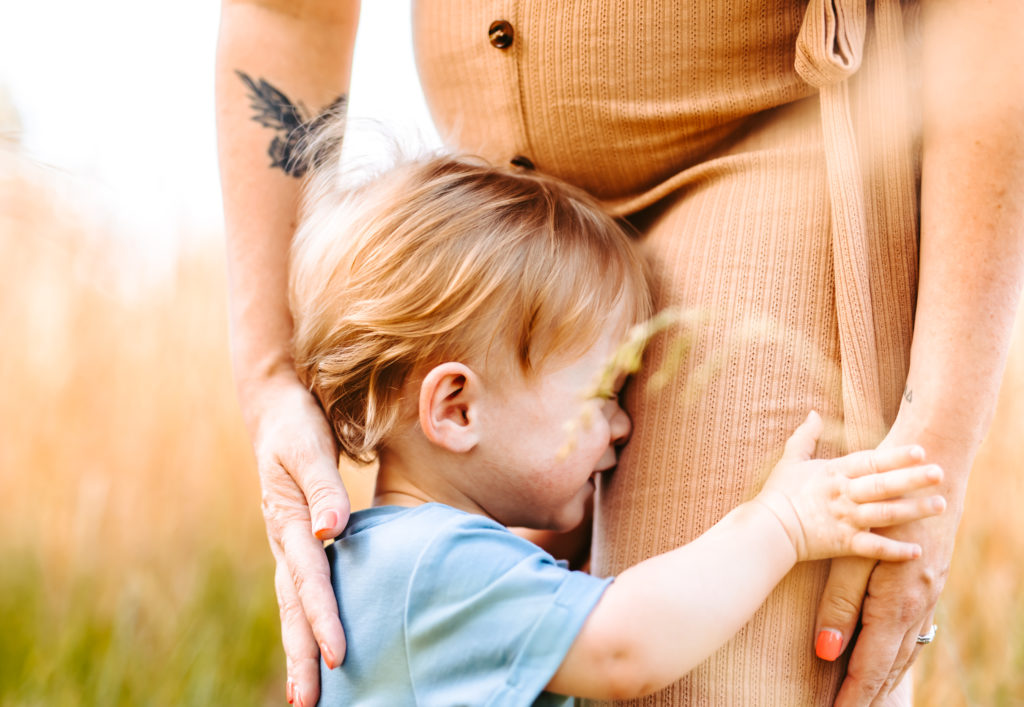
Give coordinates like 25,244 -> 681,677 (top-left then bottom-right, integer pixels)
546,412 -> 945,700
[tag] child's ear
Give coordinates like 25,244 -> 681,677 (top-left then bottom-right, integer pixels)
419,362 -> 480,453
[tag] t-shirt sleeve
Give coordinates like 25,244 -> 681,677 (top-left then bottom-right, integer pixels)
404,514 -> 612,707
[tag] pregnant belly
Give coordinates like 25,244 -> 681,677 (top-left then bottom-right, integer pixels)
412,0 -> 814,204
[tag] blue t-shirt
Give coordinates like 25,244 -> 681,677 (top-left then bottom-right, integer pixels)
317,503 -> 612,706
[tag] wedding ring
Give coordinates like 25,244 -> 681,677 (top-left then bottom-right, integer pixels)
916,624 -> 938,645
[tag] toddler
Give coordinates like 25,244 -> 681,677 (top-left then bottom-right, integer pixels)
288,155 -> 944,706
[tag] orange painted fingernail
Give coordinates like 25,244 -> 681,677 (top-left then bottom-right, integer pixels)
322,642 -> 337,670
816,629 -> 843,661
286,678 -> 295,704
314,510 -> 339,539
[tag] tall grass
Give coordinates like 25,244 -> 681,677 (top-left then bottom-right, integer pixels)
0,149 -> 283,705
1,145 -> 1022,705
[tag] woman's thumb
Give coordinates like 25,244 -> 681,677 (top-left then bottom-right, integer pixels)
302,457 -> 352,541
814,557 -> 873,661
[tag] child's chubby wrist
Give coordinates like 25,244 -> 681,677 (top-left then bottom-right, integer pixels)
746,492 -> 803,565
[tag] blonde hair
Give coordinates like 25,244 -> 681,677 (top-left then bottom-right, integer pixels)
289,154 -> 651,462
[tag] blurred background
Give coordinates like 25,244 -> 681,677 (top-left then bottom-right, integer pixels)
0,2 -> 1021,705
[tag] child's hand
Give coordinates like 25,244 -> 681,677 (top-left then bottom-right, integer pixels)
755,411 -> 946,563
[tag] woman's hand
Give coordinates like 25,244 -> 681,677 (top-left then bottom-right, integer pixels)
812,428 -> 969,707
824,525 -> 951,706
248,373 -> 350,707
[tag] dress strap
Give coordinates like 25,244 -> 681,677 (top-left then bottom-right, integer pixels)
795,0 -> 915,451
796,0 -> 867,87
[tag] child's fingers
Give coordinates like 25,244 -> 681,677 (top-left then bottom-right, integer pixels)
838,444 -> 927,479
781,411 -> 824,461
847,464 -> 943,502
850,532 -> 923,562
851,494 -> 946,528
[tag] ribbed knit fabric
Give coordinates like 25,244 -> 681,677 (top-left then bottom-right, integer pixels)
413,2 -> 921,703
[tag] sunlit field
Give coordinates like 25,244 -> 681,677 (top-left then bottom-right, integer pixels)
1,143 -> 1021,706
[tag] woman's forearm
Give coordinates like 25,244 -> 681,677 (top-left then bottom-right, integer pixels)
818,8 -> 1024,704
215,6 -> 363,703
896,0 -> 1024,502
216,0 -> 359,423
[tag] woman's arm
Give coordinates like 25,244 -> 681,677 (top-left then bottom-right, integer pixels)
216,2 -> 359,705
814,2 -> 1024,704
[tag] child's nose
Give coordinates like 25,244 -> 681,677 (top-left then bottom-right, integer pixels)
608,402 -> 632,445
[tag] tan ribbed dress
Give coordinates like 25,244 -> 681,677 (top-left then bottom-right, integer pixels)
414,2 -> 922,703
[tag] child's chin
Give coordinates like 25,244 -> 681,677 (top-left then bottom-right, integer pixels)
549,504 -> 588,533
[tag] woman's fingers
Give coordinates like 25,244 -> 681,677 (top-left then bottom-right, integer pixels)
256,388 -> 350,667
275,555 -> 324,707
253,384 -> 351,705
852,495 -> 947,528
276,401 -> 352,542
814,557 -> 875,661
279,520 -> 347,669
305,461 -> 351,541
850,532 -> 923,562
882,612 -> 936,699
848,464 -> 943,502
833,556 -> 943,707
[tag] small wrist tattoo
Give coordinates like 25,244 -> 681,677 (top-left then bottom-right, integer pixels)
903,386 -> 913,403
235,70 -> 347,178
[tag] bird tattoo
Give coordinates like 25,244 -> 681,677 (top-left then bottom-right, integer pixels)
236,70 -> 347,178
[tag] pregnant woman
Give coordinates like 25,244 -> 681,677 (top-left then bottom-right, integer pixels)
215,1 -> 1024,704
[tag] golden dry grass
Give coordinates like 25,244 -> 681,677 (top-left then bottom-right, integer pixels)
0,149 -> 283,704
1,144 -> 1021,705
